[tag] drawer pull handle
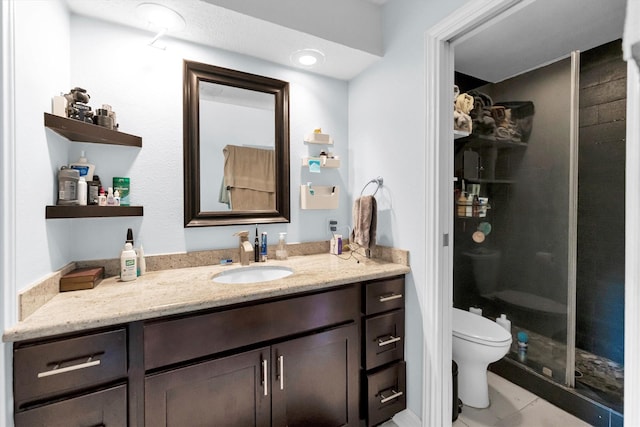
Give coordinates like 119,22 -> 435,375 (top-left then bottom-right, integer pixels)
279,355 -> 285,390
379,294 -> 403,302
37,356 -> 100,378
262,359 -> 269,396
378,336 -> 402,347
380,389 -> 403,404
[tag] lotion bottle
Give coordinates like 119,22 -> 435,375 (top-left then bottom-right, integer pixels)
120,242 -> 137,281
69,150 -> 95,181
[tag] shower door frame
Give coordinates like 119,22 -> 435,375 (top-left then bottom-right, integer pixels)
423,1 -> 640,426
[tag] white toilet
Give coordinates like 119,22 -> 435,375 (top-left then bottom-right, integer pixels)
452,307 -> 512,408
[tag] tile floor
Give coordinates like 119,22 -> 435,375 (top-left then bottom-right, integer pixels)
378,372 -> 591,427
453,372 -> 591,427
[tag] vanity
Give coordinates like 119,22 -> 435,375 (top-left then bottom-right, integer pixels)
4,253 -> 409,427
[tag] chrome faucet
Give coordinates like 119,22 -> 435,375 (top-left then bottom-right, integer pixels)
234,231 -> 254,266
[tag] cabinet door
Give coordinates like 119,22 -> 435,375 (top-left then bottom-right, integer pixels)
271,324 -> 359,427
145,347 -> 270,427
15,384 -> 126,427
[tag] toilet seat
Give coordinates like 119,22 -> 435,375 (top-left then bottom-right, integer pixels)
453,308 -> 512,347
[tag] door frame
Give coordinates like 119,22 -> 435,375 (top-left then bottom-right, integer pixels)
423,0 -> 639,425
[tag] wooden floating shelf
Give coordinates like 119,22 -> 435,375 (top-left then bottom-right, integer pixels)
46,205 -> 144,219
44,113 -> 142,147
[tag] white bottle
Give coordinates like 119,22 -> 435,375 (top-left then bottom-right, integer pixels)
496,314 -> 511,333
77,177 -> 87,206
114,189 -> 121,206
276,232 -> 288,260
106,187 -> 115,205
69,150 -> 95,181
137,245 -> 146,276
120,242 -> 137,281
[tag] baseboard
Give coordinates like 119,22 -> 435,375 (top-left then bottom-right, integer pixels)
392,409 -> 421,427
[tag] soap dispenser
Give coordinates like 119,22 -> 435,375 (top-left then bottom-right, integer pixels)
276,232 -> 288,260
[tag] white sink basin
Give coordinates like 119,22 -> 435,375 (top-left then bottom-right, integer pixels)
212,265 -> 293,284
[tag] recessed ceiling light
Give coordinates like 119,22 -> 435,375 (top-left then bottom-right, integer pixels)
136,3 -> 185,32
290,49 -> 325,68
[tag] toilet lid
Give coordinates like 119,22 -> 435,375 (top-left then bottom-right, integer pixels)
452,308 -> 512,346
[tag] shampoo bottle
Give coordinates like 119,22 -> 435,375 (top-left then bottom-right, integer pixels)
276,232 -> 288,260
120,242 -> 137,281
69,150 -> 95,181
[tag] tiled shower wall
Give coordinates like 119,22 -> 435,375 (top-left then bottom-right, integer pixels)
577,40 -> 626,364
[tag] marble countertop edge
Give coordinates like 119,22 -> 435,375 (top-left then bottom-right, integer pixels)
3,253 -> 410,342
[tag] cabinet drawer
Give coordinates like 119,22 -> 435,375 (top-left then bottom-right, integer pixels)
363,277 -> 404,315
14,329 -> 127,408
15,384 -> 127,427
144,285 -> 359,370
364,309 -> 404,370
365,361 -> 406,427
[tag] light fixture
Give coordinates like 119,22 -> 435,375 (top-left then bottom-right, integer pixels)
136,3 -> 185,49
290,49 -> 325,68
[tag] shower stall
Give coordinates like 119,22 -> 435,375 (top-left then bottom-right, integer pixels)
453,40 -> 625,425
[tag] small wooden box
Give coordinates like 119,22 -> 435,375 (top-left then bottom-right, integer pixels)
60,267 -> 104,292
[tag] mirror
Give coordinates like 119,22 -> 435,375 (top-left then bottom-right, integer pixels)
184,60 -> 290,227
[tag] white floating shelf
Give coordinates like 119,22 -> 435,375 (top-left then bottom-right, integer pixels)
304,133 -> 334,145
301,156 -> 341,168
301,185 -> 339,209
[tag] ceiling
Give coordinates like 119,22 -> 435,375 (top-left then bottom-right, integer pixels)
65,0 -> 627,82
65,0 -> 385,80
454,0 -> 627,83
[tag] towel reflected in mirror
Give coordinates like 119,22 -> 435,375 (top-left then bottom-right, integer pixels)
222,144 -> 276,210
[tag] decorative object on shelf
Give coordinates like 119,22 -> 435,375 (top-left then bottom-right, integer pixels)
468,90 -> 535,142
55,87 -> 121,130
454,91 -> 474,133
304,128 -> 334,145
63,87 -> 93,123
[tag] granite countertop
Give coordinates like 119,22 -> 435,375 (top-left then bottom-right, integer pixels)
3,253 -> 410,343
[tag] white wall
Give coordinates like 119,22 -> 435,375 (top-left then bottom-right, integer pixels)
1,1 -> 70,424
348,0 -> 469,418
63,16 -> 350,263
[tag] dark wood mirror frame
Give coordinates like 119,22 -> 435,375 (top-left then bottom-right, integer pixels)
183,60 -> 290,227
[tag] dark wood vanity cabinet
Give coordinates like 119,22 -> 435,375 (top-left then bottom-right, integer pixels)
361,276 -> 407,426
12,276 -> 406,426
143,285 -> 360,427
145,324 -> 359,427
13,328 -> 128,427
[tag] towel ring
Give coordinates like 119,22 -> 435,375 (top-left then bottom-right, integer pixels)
360,177 -> 383,197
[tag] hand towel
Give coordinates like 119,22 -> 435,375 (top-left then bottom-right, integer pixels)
351,195 -> 377,251
223,144 -> 276,210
